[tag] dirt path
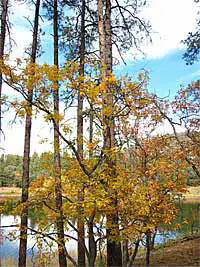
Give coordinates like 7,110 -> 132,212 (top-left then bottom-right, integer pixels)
134,236 -> 200,266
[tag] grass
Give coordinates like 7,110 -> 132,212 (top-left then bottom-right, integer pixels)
183,186 -> 200,202
1,185 -> 200,200
0,187 -> 21,202
0,187 -> 21,194
0,255 -> 58,267
184,186 -> 200,197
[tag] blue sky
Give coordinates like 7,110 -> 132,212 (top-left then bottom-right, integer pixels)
1,0 -> 200,154
9,0 -> 200,97
116,50 -> 200,98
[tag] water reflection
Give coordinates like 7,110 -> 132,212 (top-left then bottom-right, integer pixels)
155,201 -> 200,244
0,215 -> 38,260
0,201 -> 199,262
175,201 -> 200,235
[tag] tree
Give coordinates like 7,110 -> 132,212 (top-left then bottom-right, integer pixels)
0,154 -> 22,186
76,1 -> 86,266
97,1 -> 122,266
18,1 -> 41,266
1,57 -> 190,266
60,0 -> 97,62
0,0 -> 9,141
2,2 -> 194,266
52,0 -> 68,266
155,81 -> 200,180
182,0 -> 200,64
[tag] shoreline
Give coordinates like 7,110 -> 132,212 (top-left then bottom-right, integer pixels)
0,186 -> 200,202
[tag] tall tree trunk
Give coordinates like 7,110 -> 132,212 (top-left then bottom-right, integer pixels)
88,94 -> 97,266
53,1 -> 67,266
98,1 -> 122,266
89,108 -> 93,158
98,0 -> 105,68
77,0 -> 86,266
18,1 -> 40,266
0,0 -> 8,141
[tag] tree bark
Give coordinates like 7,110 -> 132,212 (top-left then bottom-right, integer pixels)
106,200 -> 122,267
53,1 -> 67,266
0,0 -> 9,141
77,0 -> 86,266
88,92 -> 97,266
98,0 -> 105,68
18,1 -> 40,266
98,1 -> 122,266
89,108 -> 94,158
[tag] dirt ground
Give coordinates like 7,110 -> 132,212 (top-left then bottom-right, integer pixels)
134,236 -> 200,266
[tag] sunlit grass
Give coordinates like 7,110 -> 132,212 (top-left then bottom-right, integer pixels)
184,186 -> 200,199
0,187 -> 21,196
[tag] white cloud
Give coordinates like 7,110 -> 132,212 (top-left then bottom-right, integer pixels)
7,1 -> 34,59
10,28 -> 32,59
1,109 -> 52,155
189,69 -> 200,79
125,0 -> 199,60
11,0 -> 34,18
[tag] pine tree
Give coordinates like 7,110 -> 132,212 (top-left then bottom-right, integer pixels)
18,1 -> 41,267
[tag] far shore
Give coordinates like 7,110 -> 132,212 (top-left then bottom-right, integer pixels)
183,186 -> 200,202
0,185 -> 200,202
0,187 -> 21,202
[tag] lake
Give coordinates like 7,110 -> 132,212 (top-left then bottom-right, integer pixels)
155,201 -> 200,243
0,201 -> 199,265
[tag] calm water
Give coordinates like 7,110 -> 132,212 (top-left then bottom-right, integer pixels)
155,201 -> 200,243
0,201 -> 199,262
0,214 -> 77,262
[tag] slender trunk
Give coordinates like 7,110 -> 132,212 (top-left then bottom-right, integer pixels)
53,1 -> 67,266
89,108 -> 93,158
88,98 -> 97,266
122,239 -> 129,267
146,229 -> 151,267
150,227 -> 157,250
104,0 -> 112,72
0,0 -> 8,141
18,1 -> 40,266
77,190 -> 85,267
127,240 -> 140,267
77,0 -> 86,266
98,1 -> 122,266
88,214 -> 97,267
98,0 -> 105,68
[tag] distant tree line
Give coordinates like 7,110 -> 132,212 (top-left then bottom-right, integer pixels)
0,141 -> 199,188
0,152 -> 53,187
